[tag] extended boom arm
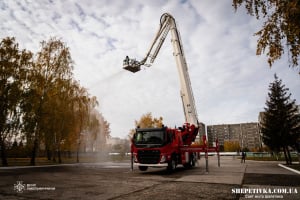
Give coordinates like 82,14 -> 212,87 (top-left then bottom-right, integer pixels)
123,13 -> 199,128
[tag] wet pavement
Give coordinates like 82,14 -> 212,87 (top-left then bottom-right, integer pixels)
0,156 -> 299,200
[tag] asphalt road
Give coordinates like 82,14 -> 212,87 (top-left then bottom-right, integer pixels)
0,157 -> 299,200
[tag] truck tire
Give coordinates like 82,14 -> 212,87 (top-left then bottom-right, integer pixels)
183,162 -> 191,168
191,153 -> 196,167
167,156 -> 177,172
138,166 -> 148,171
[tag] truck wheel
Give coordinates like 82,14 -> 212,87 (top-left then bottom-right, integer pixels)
138,166 -> 148,171
191,153 -> 196,167
183,162 -> 191,168
184,153 -> 195,168
167,157 -> 176,172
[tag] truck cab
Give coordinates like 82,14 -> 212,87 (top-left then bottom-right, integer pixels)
131,124 -> 198,171
131,126 -> 180,171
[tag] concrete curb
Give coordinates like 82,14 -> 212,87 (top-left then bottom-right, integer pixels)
0,163 -> 79,170
278,164 -> 300,175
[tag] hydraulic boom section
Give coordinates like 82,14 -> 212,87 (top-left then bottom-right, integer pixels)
125,13 -> 220,172
123,13 -> 199,128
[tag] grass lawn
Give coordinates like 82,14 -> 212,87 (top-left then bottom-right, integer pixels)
1,155 -> 130,167
246,156 -> 299,162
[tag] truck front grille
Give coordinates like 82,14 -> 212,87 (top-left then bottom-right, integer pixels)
137,150 -> 160,164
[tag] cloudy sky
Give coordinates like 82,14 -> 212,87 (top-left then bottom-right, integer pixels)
1,0 -> 299,138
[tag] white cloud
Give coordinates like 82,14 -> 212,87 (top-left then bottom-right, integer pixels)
1,0 -> 299,138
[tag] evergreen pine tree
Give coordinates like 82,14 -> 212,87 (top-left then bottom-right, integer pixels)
262,74 -> 300,165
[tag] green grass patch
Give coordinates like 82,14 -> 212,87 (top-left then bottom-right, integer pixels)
245,156 -> 298,162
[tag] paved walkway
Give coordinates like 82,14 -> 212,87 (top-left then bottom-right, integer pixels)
176,156 -> 246,185
241,159 -> 299,200
191,156 -> 300,199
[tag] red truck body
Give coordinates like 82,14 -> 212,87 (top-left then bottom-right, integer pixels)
131,123 -> 218,171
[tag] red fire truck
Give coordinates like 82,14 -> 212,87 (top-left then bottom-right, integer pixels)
123,13 -> 219,171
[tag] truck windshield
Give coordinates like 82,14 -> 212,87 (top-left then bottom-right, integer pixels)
133,130 -> 165,147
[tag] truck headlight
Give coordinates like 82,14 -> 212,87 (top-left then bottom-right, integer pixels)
133,153 -> 138,162
160,155 -> 166,163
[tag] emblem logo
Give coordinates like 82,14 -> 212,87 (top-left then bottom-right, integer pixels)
14,181 -> 26,193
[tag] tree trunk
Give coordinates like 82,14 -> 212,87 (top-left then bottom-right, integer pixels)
287,148 -> 292,165
46,149 -> 52,161
58,146 -> 62,163
76,145 -> 80,163
45,143 -> 51,160
0,138 -> 8,166
283,147 -> 289,165
30,139 -> 38,165
52,145 -> 56,162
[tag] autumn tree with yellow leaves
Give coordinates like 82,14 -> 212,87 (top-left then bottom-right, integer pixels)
128,112 -> 164,139
0,37 -> 110,166
233,0 -> 300,73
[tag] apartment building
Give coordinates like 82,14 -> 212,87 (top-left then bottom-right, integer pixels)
207,122 -> 261,150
